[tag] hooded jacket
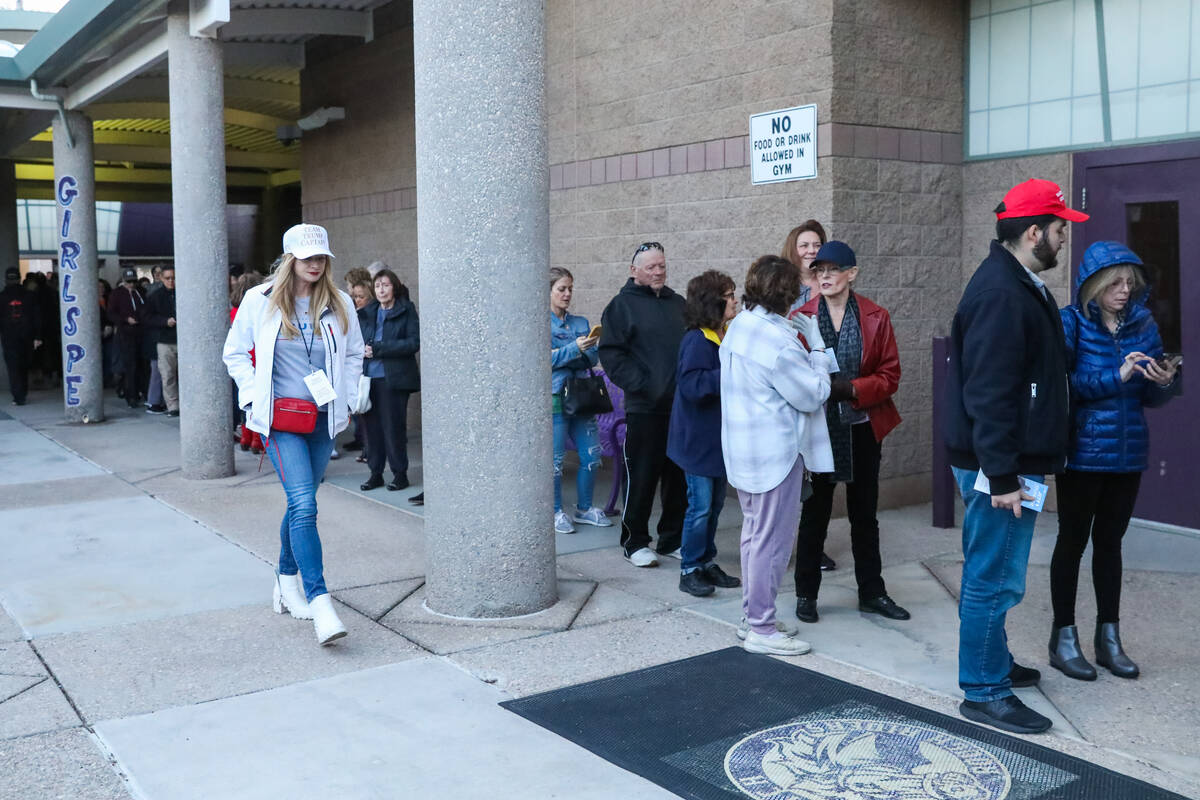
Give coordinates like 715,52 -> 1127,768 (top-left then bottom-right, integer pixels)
1061,241 -> 1179,472
597,278 -> 686,414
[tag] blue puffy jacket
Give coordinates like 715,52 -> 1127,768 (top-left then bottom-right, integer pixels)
1061,241 -> 1178,472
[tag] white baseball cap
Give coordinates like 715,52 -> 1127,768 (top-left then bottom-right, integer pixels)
282,223 -> 335,260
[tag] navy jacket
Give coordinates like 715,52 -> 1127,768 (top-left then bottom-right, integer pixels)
666,329 -> 724,478
944,240 -> 1071,494
1062,241 -> 1178,473
598,279 -> 686,414
357,299 -> 420,392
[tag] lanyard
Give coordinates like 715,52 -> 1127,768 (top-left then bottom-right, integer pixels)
295,312 -> 318,372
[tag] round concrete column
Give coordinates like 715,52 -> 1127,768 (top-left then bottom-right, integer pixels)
413,0 -> 555,617
167,9 -> 233,479
52,113 -> 105,423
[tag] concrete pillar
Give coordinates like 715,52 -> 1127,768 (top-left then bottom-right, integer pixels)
0,160 -> 17,395
52,113 -> 104,423
413,0 -> 555,618
167,6 -> 233,478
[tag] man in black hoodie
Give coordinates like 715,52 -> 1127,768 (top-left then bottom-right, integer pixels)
599,242 -> 687,567
945,179 -> 1085,735
145,266 -> 179,416
0,267 -> 42,405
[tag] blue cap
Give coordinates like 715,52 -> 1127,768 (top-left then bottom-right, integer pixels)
813,240 -> 856,269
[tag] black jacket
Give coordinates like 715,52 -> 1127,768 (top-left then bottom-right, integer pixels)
357,299 -> 420,392
0,284 -> 40,344
145,287 -> 177,345
598,279 -> 686,414
943,240 -> 1070,494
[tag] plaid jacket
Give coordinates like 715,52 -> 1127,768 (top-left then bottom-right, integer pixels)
719,306 -> 834,493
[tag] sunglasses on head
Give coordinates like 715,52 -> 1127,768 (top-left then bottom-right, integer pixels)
632,242 -> 664,262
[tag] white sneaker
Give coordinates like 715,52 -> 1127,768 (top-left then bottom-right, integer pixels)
743,629 -> 811,656
737,616 -> 799,641
660,548 -> 682,560
554,511 -> 576,534
625,547 -> 659,567
573,507 -> 613,527
329,448 -> 340,460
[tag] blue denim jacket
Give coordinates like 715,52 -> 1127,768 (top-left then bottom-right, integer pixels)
551,311 -> 599,394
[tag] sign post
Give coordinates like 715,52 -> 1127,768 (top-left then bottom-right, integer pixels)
749,105 -> 818,185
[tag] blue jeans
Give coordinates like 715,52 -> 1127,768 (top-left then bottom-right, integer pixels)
265,413 -> 335,601
553,413 -> 601,513
953,466 -> 1040,702
681,473 -> 726,573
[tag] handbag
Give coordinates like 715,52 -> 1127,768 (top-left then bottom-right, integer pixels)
271,397 -> 319,434
561,369 -> 613,416
350,374 -> 373,414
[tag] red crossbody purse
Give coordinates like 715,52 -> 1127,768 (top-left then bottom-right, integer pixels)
271,397 -> 319,434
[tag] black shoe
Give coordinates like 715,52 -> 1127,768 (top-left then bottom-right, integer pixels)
360,474 -> 384,491
1095,622 -> 1139,678
960,695 -> 1051,734
1008,662 -> 1041,688
126,400 -> 140,409
146,404 -> 167,414
820,552 -> 836,571
387,476 -> 410,491
408,492 -> 424,506
679,570 -> 715,597
795,596 -> 819,623
166,409 -> 179,417
1049,624 -> 1098,681
702,564 -> 741,588
859,595 -> 911,620
344,441 -> 363,452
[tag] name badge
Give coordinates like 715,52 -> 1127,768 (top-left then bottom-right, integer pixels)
304,369 -> 338,406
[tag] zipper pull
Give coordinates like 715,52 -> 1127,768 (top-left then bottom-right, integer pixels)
1030,383 -> 1037,398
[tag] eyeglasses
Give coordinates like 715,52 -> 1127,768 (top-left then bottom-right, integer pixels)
631,242 -> 664,262
722,291 -> 736,299
810,264 -> 848,276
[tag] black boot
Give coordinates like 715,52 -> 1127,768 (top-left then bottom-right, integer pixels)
360,474 -> 384,491
1048,625 -> 1097,681
1095,622 -> 1139,678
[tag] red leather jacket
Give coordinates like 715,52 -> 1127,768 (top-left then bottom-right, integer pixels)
790,292 -> 901,443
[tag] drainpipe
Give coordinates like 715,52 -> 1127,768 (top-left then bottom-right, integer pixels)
29,79 -> 74,149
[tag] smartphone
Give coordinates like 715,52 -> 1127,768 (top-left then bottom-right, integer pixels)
588,324 -> 602,339
1157,352 -> 1183,369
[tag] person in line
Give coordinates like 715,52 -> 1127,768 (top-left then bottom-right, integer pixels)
667,270 -> 740,596
99,278 -> 117,388
548,267 -> 612,533
144,265 -> 166,413
145,266 -> 180,417
945,178 -> 1084,734
231,271 -> 265,455
1049,241 -> 1180,681
0,267 -> 41,405
358,268 -> 419,492
345,276 -> 374,461
598,242 -> 688,567
721,255 -> 834,656
107,268 -> 146,409
224,223 -> 364,646
790,242 -> 908,624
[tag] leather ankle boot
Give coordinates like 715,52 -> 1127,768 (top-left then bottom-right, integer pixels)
272,572 -> 313,620
1095,622 -> 1139,678
1048,625 -> 1097,681
310,593 -> 348,646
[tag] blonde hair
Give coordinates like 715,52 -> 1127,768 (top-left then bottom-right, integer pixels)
1078,264 -> 1145,320
268,253 -> 350,337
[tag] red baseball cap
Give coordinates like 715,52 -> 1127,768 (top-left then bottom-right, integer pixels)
996,178 -> 1088,222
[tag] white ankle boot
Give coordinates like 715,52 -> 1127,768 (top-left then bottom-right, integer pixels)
272,572 -> 313,620
309,593 -> 347,645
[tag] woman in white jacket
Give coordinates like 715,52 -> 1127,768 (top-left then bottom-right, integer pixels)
720,255 -> 834,657
223,224 -> 364,645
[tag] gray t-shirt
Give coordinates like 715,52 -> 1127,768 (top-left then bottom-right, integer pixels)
272,296 -> 326,404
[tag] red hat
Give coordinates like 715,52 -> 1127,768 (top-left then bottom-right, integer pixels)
996,178 -> 1088,222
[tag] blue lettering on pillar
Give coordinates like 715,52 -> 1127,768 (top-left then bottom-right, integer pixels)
65,343 -> 85,374
60,240 -> 80,271
61,208 -> 72,238
57,176 -> 78,206
65,375 -> 82,406
61,272 -> 76,302
63,305 -> 79,336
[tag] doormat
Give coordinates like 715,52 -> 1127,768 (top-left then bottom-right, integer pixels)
502,647 -> 1187,799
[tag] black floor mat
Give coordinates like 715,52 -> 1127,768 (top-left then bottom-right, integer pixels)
502,647 -> 1186,799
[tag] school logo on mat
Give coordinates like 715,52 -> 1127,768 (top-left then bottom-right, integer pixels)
724,718 -> 1011,800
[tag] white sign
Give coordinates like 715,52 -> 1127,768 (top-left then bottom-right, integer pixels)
749,105 -> 818,185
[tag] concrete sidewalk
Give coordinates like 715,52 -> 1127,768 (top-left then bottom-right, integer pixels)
1,389 -> 1197,799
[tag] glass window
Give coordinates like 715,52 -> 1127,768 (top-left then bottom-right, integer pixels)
16,199 -> 122,255
1126,202 -> 1181,352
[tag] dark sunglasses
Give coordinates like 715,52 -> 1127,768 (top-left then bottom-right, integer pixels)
631,242 -> 664,262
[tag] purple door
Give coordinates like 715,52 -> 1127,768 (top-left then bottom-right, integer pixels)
1074,141 -> 1200,530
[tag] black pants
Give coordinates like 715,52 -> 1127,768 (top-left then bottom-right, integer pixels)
620,411 -> 687,556
2,339 -> 31,403
794,422 -> 885,601
365,379 -> 410,480
116,329 -> 145,404
1051,469 -> 1141,627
